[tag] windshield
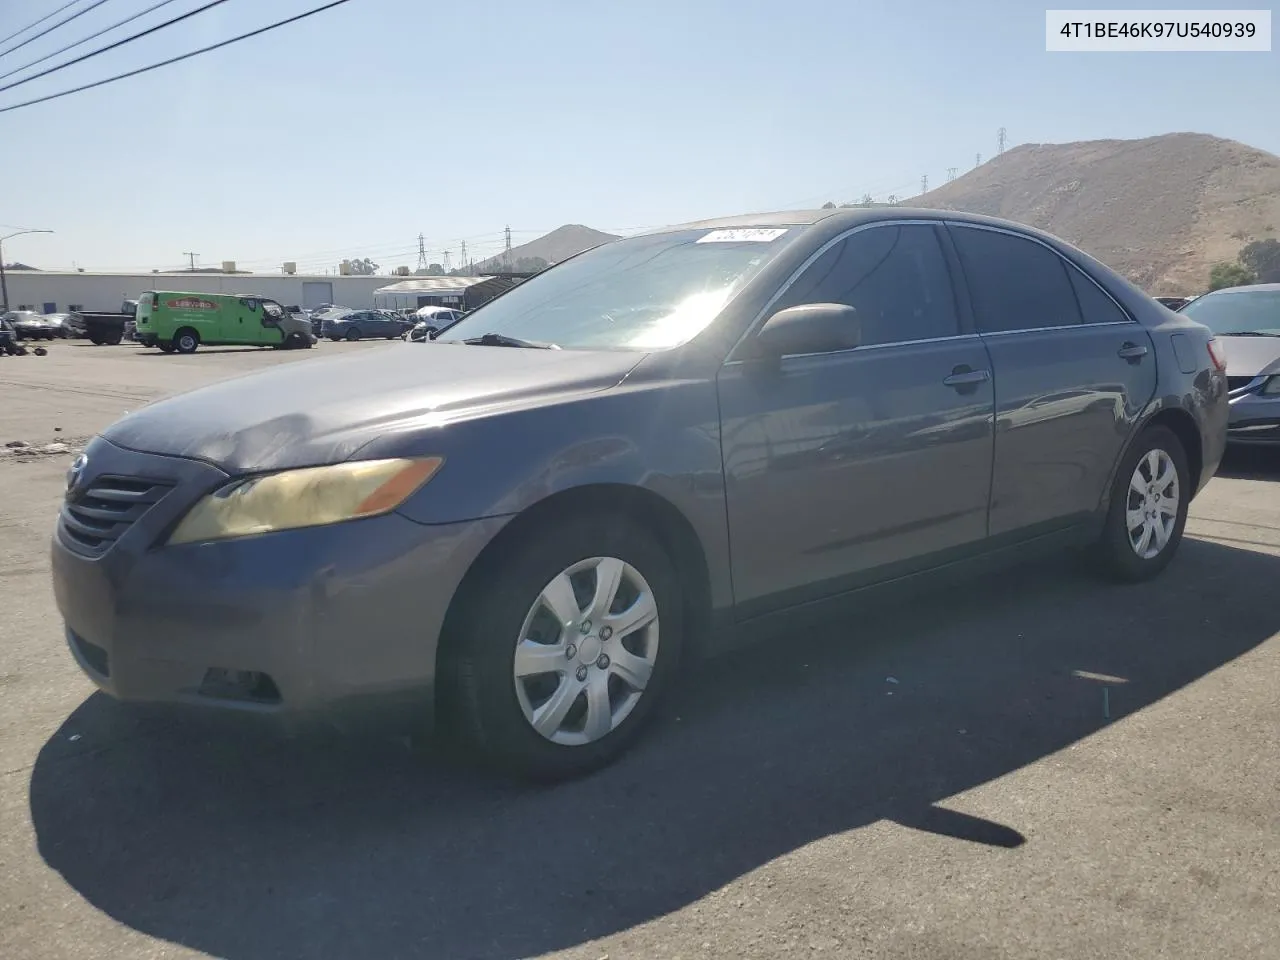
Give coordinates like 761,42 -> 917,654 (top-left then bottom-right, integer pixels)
1180,289 -> 1280,334
437,227 -> 798,350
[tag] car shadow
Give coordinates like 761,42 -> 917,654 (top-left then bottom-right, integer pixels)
29,537 -> 1280,960
1217,444 -> 1280,481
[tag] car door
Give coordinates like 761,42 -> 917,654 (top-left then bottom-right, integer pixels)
717,222 -> 997,615
258,301 -> 286,345
946,223 -> 1157,538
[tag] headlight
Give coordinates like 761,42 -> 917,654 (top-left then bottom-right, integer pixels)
168,457 -> 443,545
1262,376 -> 1280,396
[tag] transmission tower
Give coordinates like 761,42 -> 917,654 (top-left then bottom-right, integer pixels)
442,250 -> 451,273
975,153 -> 982,168
998,126 -> 1007,154
416,233 -> 428,272
503,225 -> 512,268
946,167 -> 958,182
920,174 -> 928,194
459,239 -> 467,273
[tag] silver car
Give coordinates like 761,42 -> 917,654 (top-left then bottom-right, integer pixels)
1177,283 -> 1280,445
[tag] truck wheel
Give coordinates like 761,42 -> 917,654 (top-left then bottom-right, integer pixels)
173,329 -> 200,354
158,342 -> 175,353
89,335 -> 104,345
105,333 -> 123,345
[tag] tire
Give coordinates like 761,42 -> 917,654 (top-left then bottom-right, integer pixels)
1092,425 -> 1190,582
89,335 -> 104,345
444,512 -> 683,781
158,342 -> 175,353
173,328 -> 199,354
345,327 -> 361,341
105,333 -> 123,346
282,332 -> 306,350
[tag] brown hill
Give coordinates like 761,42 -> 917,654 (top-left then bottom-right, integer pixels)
913,133 -> 1280,294
476,224 -> 619,271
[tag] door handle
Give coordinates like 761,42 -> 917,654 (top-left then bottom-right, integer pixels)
1117,342 -> 1149,362
943,367 -> 991,389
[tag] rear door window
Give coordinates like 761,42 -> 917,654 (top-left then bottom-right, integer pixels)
949,226 -> 1082,333
1066,265 -> 1132,325
774,223 -> 960,346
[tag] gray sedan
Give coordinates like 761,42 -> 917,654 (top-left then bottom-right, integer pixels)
321,309 -> 406,341
1176,283 -> 1280,445
51,208 -> 1228,780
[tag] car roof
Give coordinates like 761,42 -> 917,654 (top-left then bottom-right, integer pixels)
641,206 -> 1073,243
1198,283 -> 1280,295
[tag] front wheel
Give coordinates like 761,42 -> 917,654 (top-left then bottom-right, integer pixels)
1092,425 -> 1190,582
444,512 -> 683,781
172,328 -> 199,354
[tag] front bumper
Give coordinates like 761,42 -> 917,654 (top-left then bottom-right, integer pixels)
1227,382 -> 1280,444
51,436 -> 506,732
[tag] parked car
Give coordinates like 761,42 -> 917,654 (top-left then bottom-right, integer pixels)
322,309 -> 407,341
134,291 -> 316,353
1155,296 -> 1193,311
3,310 -> 55,340
41,312 -> 80,338
51,208 -> 1228,781
404,307 -> 464,341
1176,282 -> 1280,444
308,305 -> 349,336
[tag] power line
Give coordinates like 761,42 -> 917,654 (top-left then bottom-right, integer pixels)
0,0 -> 84,51
0,0 -> 234,96
0,0 -> 183,86
0,0 -> 115,62
0,0 -> 355,115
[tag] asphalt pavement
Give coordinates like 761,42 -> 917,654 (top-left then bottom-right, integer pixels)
1,340 -> 1277,960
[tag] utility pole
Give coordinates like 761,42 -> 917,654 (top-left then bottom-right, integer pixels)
416,233 -> 428,272
998,126 -> 1007,154
947,167 -> 958,182
503,225 -> 512,268
459,239 -> 467,274
182,251 -> 199,271
920,174 -> 928,194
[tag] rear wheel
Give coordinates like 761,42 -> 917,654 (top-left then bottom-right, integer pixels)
345,327 -> 361,341
444,512 -> 682,781
1092,425 -> 1189,582
173,328 -> 199,354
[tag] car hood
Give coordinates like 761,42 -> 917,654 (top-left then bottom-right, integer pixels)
101,343 -> 644,473
1217,335 -> 1280,378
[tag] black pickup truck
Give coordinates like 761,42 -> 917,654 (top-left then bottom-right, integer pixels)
70,299 -> 137,344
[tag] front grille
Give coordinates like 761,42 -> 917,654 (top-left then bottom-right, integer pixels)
59,475 -> 173,556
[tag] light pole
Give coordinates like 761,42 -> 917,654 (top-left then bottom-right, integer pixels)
0,228 -> 54,313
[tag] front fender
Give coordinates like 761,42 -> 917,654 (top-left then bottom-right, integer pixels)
356,380 -> 736,612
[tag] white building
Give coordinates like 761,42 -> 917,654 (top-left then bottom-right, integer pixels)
2,270 -> 391,313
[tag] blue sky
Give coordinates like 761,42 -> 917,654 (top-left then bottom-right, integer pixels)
1,0 -> 1276,272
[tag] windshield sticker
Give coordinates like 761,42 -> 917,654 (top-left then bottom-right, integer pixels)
696,228 -> 788,244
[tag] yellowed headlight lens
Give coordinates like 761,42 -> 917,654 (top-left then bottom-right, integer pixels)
168,457 -> 443,545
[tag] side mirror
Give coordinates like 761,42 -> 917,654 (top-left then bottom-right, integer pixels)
752,303 -> 861,358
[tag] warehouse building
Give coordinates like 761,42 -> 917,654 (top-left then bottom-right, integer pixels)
372,275 -> 519,312
1,269 -> 391,313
